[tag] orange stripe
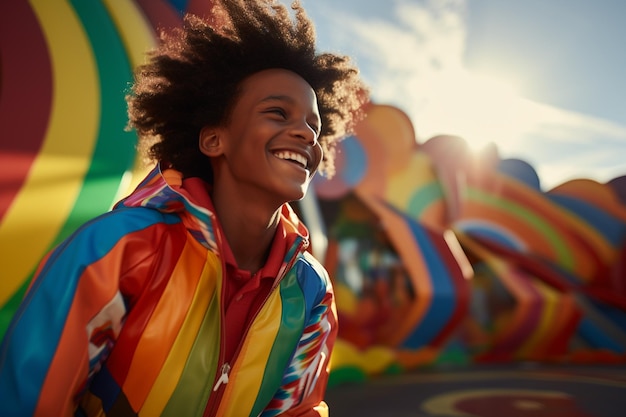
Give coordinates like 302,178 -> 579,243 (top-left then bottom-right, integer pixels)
501,178 -> 615,265
140,255 -> 218,415
360,194 -> 433,347
34,241 -> 128,416
419,199 -> 447,229
122,240 -> 207,410
463,202 -> 558,260
550,179 -> 626,222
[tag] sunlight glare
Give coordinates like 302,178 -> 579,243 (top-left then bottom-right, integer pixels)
419,71 -> 535,153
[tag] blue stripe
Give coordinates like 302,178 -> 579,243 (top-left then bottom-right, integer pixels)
577,317 -> 626,353
296,252 -> 326,315
458,221 -> 525,252
90,366 -> 122,412
590,300 -> 626,333
548,194 -> 626,246
399,214 -> 456,349
167,0 -> 189,15
0,208 -> 178,415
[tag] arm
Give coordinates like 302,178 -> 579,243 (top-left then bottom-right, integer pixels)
0,210 -> 159,417
284,290 -> 338,417
263,263 -> 339,417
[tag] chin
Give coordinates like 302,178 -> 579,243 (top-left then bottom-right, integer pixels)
277,179 -> 310,202
290,191 -> 307,203
283,187 -> 308,203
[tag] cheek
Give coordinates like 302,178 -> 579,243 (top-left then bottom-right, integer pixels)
312,143 -> 324,171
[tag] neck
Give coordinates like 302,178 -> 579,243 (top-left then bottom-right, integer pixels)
211,185 -> 282,273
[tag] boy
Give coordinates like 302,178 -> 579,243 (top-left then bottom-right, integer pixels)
0,1 -> 368,416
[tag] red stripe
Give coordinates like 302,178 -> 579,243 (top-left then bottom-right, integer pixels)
186,0 -> 217,17
542,296 -> 581,358
106,222 -> 188,384
0,1 -> 53,221
135,0 -> 183,33
498,179 -> 606,280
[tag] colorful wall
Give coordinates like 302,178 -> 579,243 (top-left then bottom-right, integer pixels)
0,0 -> 215,337
2,0 -> 625,387
312,104 -> 626,385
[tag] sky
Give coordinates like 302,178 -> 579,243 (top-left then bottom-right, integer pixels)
300,0 -> 626,190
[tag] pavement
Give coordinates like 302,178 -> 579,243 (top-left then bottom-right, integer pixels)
325,363 -> 626,417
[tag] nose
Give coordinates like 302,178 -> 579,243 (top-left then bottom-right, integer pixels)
291,119 -> 318,145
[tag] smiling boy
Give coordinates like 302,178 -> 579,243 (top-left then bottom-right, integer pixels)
0,1 -> 367,416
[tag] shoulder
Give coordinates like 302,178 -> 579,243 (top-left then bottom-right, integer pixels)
293,251 -> 333,302
300,251 -> 330,284
85,206 -> 180,231
56,207 -> 184,255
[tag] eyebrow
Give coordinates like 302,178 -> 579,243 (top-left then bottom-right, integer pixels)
260,95 -> 296,104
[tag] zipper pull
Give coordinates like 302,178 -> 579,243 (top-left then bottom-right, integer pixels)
213,363 -> 231,392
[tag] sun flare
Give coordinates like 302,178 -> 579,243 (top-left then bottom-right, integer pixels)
419,71 -> 535,153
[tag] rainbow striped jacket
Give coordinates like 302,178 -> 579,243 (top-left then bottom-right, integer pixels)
0,165 -> 338,417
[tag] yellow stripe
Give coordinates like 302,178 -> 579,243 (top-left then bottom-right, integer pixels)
219,292 -> 283,416
123,241 -> 208,410
0,0 -> 99,304
101,0 -> 156,200
101,0 -> 156,68
509,179 -> 614,268
386,154 -> 437,210
140,258 -> 217,415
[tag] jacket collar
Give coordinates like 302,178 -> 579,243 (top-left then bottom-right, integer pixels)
114,163 -> 310,253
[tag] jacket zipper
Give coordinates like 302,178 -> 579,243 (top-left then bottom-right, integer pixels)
202,232 -> 305,416
212,362 -> 231,392
203,222 -> 230,417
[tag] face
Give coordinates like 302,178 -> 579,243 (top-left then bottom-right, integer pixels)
201,68 -> 323,205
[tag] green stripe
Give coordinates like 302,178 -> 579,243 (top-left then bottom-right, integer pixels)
251,267 -> 306,415
0,281 -> 30,341
162,292 -> 221,416
55,0 -> 137,244
407,181 -> 444,218
468,187 -> 573,268
0,0 -> 138,344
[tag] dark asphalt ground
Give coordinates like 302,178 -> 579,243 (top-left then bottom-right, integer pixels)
325,363 -> 626,417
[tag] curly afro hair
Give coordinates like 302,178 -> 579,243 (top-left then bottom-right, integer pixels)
127,0 -> 368,182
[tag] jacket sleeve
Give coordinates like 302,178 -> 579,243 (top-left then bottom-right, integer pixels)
263,258 -> 339,417
0,210 -> 160,417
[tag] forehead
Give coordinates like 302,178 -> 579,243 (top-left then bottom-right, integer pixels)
237,68 -> 318,111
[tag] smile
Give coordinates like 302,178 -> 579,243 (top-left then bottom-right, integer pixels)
273,150 -> 308,169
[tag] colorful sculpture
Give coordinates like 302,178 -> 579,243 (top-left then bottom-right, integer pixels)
1,1 -> 625,387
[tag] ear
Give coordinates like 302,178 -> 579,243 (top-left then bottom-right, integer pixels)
199,126 -> 224,157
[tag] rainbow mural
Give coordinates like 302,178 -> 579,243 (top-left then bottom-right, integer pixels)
2,0 -> 626,389
0,0 -> 217,338
312,104 -> 626,385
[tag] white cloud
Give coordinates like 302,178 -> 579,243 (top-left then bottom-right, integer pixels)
308,0 -> 626,187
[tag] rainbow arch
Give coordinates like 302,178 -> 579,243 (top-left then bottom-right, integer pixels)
0,0 -> 214,338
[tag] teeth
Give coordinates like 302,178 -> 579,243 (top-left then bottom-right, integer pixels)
274,151 -> 308,169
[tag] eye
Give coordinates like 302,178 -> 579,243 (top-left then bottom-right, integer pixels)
266,107 -> 287,118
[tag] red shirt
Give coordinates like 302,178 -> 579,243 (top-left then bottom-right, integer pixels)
181,177 -> 285,363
